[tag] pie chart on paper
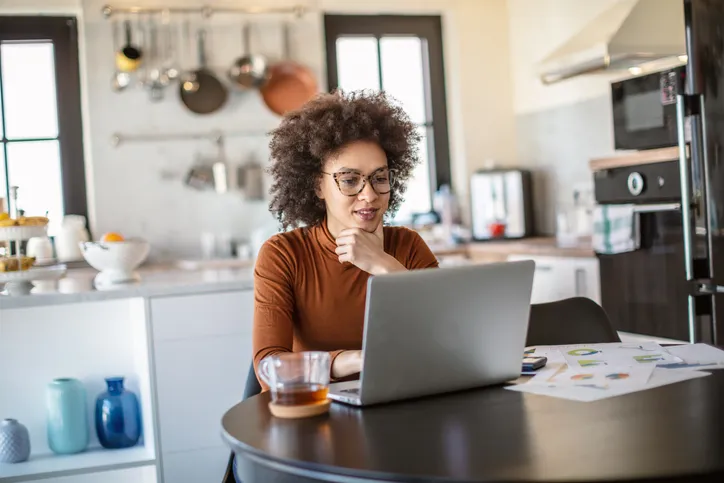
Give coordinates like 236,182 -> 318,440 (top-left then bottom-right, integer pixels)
567,348 -> 601,357
605,373 -> 630,380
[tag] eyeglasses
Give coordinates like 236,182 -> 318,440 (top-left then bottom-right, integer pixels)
321,167 -> 394,197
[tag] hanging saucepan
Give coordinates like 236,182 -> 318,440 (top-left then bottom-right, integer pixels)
227,22 -> 268,89
115,19 -> 143,73
179,29 -> 228,115
260,22 -> 318,116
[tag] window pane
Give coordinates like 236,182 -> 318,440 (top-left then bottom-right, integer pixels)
0,149 -> 6,205
336,36 -> 380,92
7,140 -> 64,231
1,42 -> 59,139
394,127 -> 433,222
380,37 -> 428,124
0,84 -> 3,139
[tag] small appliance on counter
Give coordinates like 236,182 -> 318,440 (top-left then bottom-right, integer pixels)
470,169 -> 534,241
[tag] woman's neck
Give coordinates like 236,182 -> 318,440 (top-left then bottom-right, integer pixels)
325,216 -> 344,239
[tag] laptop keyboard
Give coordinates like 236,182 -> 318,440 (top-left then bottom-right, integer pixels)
340,387 -> 360,394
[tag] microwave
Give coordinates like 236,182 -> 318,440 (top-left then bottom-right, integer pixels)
611,66 -> 688,151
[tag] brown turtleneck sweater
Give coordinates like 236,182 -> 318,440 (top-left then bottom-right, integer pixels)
252,222 -> 439,387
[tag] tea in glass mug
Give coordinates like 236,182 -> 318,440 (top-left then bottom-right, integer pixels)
258,351 -> 331,406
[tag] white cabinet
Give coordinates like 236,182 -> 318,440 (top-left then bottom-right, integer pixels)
150,290 -> 254,483
507,255 -> 600,305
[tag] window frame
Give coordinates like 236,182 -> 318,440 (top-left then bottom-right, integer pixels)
0,16 -> 88,220
324,14 -> 452,198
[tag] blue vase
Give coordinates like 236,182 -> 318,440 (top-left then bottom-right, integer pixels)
46,378 -> 89,454
0,419 -> 31,463
95,377 -> 141,449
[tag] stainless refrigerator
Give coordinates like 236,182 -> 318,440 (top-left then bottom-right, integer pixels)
676,0 -> 724,344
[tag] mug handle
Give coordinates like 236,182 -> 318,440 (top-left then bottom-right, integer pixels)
258,358 -> 273,387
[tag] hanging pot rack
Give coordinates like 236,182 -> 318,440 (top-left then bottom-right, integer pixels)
101,3 -> 308,19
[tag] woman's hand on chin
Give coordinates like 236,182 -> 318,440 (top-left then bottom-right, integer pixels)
335,223 -> 406,275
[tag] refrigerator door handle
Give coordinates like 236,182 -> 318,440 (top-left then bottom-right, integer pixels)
632,203 -> 681,214
676,94 -> 698,343
676,94 -> 695,282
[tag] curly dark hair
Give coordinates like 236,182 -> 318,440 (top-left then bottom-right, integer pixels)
267,90 -> 421,229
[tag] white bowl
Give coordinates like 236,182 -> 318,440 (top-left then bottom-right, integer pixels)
79,239 -> 150,284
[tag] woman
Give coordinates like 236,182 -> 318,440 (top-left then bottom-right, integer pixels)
253,90 -> 439,387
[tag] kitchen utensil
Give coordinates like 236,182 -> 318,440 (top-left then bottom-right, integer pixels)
260,22 -> 318,116
111,19 -> 131,91
179,29 -> 228,115
184,155 -> 215,191
211,135 -> 229,193
115,19 -> 142,73
237,159 -> 264,200
179,19 -> 199,93
228,22 -> 268,89
79,239 -> 150,286
161,18 -> 179,83
145,19 -> 165,101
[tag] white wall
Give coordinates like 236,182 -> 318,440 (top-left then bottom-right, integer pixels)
507,0 -> 623,233
508,0 -> 623,115
2,0 -> 516,256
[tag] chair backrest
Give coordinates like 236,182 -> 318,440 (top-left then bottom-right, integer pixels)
223,362 -> 262,483
243,362 -> 262,400
527,297 -> 620,346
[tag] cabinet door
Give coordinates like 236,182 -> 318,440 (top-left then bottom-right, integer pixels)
150,290 -> 253,483
507,255 -> 576,304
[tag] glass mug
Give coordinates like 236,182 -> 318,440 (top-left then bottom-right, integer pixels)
259,351 -> 331,406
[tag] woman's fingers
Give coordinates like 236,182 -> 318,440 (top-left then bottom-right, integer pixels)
335,235 -> 356,246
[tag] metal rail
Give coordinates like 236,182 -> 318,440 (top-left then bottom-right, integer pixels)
101,3 -> 308,18
109,129 -> 269,146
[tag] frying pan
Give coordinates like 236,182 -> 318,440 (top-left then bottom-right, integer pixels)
179,29 -> 228,115
227,22 -> 268,89
260,22 -> 318,116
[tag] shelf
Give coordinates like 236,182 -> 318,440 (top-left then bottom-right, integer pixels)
0,445 -> 155,483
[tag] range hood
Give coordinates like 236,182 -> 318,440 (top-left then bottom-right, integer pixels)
539,0 -> 686,85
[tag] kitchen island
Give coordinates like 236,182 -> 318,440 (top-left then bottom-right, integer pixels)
0,267 -> 255,483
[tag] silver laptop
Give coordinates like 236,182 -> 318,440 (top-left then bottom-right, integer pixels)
328,260 -> 535,406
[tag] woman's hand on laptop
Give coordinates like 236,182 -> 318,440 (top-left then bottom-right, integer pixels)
332,350 -> 363,379
335,225 -> 406,275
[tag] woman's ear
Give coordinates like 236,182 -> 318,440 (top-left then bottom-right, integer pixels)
315,177 -> 325,200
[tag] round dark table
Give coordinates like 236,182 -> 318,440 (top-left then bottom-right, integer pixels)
221,372 -> 724,483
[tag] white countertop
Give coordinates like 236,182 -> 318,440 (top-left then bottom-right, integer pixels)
0,266 -> 254,310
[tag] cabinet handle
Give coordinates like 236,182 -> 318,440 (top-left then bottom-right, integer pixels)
536,265 -> 552,272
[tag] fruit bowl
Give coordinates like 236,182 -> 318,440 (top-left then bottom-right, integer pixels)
79,239 -> 150,286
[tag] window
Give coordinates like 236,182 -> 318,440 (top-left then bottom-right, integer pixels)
324,15 -> 451,223
0,16 -> 87,232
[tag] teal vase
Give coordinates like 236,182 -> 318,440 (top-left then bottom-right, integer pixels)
46,378 -> 89,454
